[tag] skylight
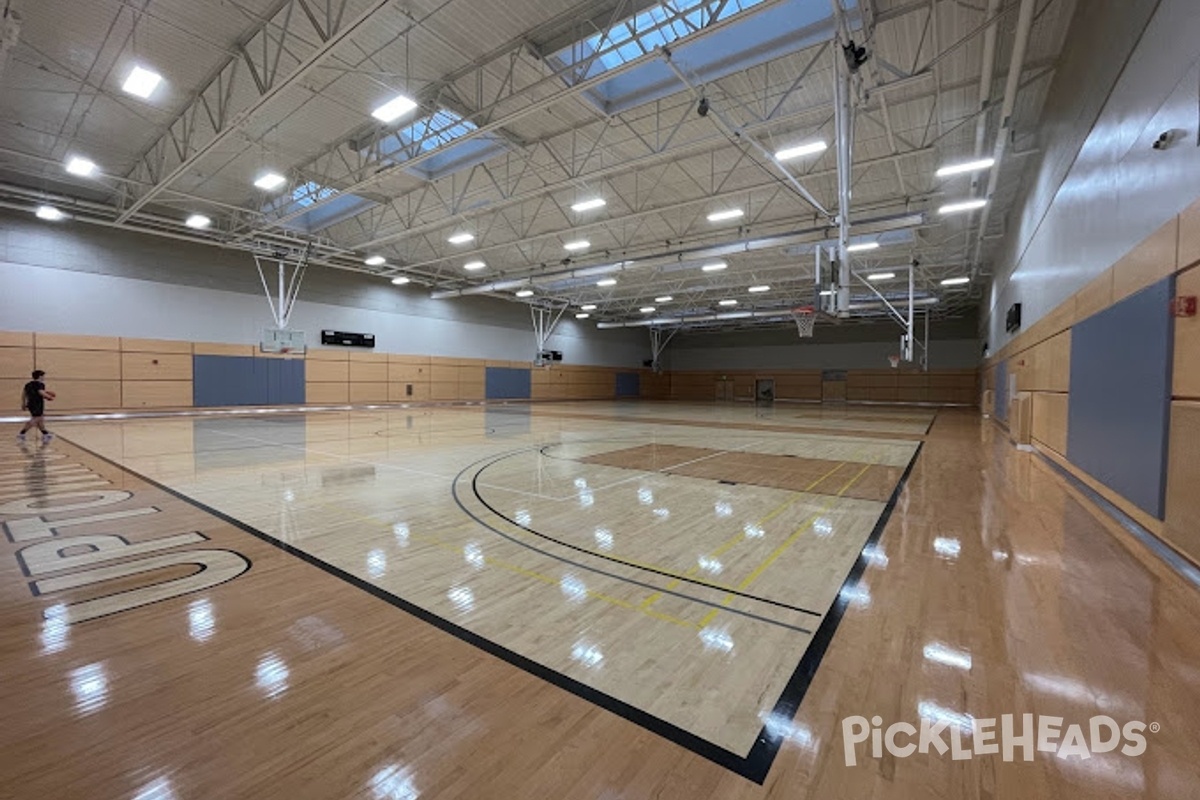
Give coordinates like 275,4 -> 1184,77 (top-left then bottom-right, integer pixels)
369,107 -> 509,181
291,181 -> 337,208
563,0 -> 768,75
399,109 -> 478,155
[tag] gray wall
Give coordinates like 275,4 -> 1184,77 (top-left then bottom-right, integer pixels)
666,318 -> 981,370
0,211 -> 647,367
985,0 -> 1200,349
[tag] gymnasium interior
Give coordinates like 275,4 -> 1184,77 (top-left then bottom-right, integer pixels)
1,0 -> 1199,797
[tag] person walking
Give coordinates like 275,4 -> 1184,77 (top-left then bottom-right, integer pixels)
18,369 -> 55,443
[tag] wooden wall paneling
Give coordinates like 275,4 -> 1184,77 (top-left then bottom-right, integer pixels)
306,348 -> 351,361
121,352 -> 193,381
1164,401 -> 1200,566
1178,198 -> 1200,270
1074,269 -> 1115,323
34,333 -> 120,351
306,382 -> 350,404
1113,217 -> 1179,302
0,331 -> 33,347
46,379 -> 121,410
348,359 -> 389,383
0,346 -> 34,378
1174,266 -> 1200,399
349,382 -> 389,403
1031,392 -> 1069,455
120,337 -> 193,354
307,359 -> 349,383
122,381 -> 193,408
194,342 -> 256,357
36,348 -> 121,380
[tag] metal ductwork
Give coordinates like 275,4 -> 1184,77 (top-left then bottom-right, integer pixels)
594,296 -> 938,328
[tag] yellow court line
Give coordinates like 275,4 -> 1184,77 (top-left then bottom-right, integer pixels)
308,499 -> 701,630
638,459 -> 848,611
696,459 -> 876,628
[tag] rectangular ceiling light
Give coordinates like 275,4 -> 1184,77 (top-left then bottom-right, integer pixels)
939,199 -> 987,215
185,214 -> 212,229
447,232 -> 475,245
463,260 -> 486,271
640,306 -> 656,313
364,255 -> 387,266
936,157 -> 995,178
122,66 -> 163,99
35,205 -> 66,221
564,239 -> 591,251
254,172 -> 286,190
701,261 -> 727,272
596,278 -> 616,287
718,299 -> 738,306
654,296 -> 673,303
846,241 -> 879,253
867,272 -> 896,281
748,285 -> 770,293
65,156 -> 96,177
707,209 -> 744,222
571,198 -> 607,212
775,140 -> 828,161
941,276 -> 970,286
575,312 -> 590,319
372,94 -> 419,123
515,289 -> 534,297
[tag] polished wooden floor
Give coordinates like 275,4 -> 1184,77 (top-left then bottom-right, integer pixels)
2,402 -> 1198,799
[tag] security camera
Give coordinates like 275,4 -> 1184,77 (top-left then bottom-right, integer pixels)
1152,130 -> 1180,150
697,97 -> 710,117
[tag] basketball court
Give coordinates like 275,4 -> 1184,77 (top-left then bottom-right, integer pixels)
3,0 -> 1200,797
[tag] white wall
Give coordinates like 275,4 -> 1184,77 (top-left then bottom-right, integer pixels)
985,0 -> 1200,348
0,211 -> 648,367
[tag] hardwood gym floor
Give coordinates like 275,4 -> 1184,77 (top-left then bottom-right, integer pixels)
2,403 -> 1198,799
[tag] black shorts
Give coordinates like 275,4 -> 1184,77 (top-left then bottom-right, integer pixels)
27,404 -> 44,418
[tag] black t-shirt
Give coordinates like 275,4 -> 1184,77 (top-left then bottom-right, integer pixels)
24,381 -> 45,410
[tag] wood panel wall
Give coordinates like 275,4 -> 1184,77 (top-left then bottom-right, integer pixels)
667,368 -> 976,404
983,196 -> 1200,566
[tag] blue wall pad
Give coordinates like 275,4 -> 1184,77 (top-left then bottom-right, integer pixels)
1067,275 -> 1175,519
994,360 -> 1009,421
193,355 -> 305,407
616,372 -> 640,397
485,367 -> 532,400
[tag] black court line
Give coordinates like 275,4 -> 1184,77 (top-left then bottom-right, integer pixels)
472,447 -> 826,617
57,433 -> 922,785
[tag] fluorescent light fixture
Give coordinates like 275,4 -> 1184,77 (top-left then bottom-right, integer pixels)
580,304 -> 597,311
254,172 -> 286,190
718,299 -> 738,306
707,209 -> 744,222
640,306 -> 656,313
185,214 -> 211,229
463,260 -> 486,271
390,276 -> 410,285
564,239 -> 590,251
819,289 -> 834,296
654,296 -> 673,303
575,313 -> 590,319
364,255 -> 387,266
122,65 -> 162,99
596,278 -> 617,287
571,198 -> 606,212
941,276 -> 970,286
748,285 -> 770,293
867,272 -> 896,281
515,289 -> 534,298
35,205 -> 66,221
775,140 -> 828,161
701,261 -> 728,272
847,241 -> 879,253
372,94 -> 418,123
447,232 -> 475,245
936,157 -> 995,178
65,156 -> 96,177
939,199 -> 988,215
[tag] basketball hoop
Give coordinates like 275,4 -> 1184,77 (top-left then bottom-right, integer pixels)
789,306 -> 816,338
888,354 -> 901,369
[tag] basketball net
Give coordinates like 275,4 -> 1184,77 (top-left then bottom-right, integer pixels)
888,354 -> 901,369
789,306 -> 816,338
